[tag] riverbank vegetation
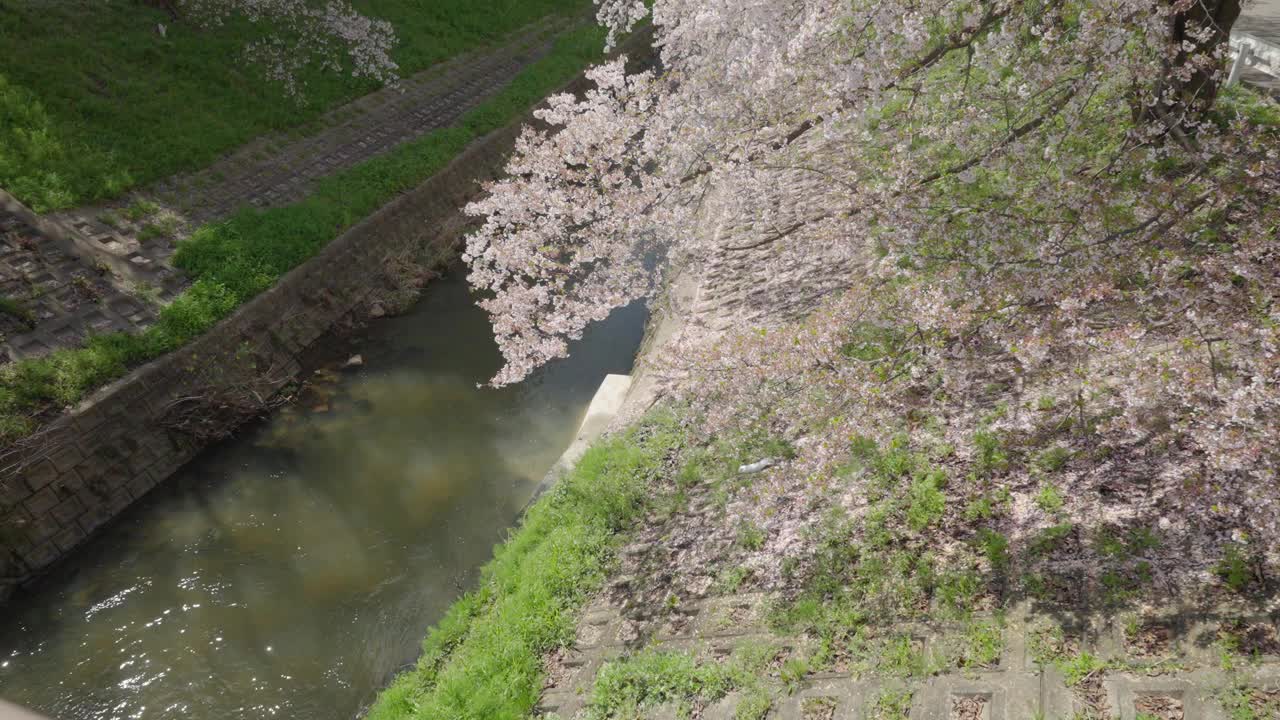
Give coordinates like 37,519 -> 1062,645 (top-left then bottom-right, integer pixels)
0,0 -> 590,211
0,25 -> 607,442
365,411 -> 686,720
465,0 -> 1280,566
439,0 -> 1280,714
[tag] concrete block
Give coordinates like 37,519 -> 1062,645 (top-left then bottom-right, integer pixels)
22,541 -> 59,569
106,489 -> 134,516
1107,671 -> 1230,720
20,509 -> 60,547
52,523 -> 87,554
0,477 -> 31,508
126,471 -> 158,501
76,500 -> 114,536
910,672 -> 1039,720
23,487 -> 58,517
49,495 -> 84,526
72,404 -> 111,434
786,678 -> 863,719
47,442 -> 85,473
21,460 -> 58,494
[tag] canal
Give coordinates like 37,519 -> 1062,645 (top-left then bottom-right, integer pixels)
0,270 -> 647,720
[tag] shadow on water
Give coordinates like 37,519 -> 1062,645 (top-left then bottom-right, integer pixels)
0,270 -> 648,720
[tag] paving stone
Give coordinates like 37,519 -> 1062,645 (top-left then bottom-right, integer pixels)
23,541 -> 59,568
23,486 -> 58,516
701,691 -> 745,720
783,679 -> 862,719
535,586 -> 1280,720
910,672 -> 1040,720
0,479 -> 31,507
49,495 -> 84,525
1106,671 -> 1230,720
51,522 -> 87,554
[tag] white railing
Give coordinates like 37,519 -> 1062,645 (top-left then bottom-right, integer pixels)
1228,31 -> 1280,85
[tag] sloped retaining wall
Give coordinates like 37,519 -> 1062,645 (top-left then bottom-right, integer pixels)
0,32 -> 654,603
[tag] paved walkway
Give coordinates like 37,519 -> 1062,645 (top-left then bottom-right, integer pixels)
540,591 -> 1280,719
1239,0 -> 1280,38
0,15 -> 579,363
1235,0 -> 1280,95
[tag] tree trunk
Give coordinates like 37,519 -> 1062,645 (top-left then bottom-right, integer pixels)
138,0 -> 182,21
1140,0 -> 1242,129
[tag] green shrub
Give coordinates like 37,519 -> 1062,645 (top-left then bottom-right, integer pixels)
870,689 -> 913,719
1215,544 -> 1255,593
736,520 -> 766,550
0,297 -> 34,328
1058,651 -> 1106,686
0,72 -> 122,211
1033,445 -> 1071,473
1030,522 -> 1074,556
976,528 -> 1009,569
735,687 -> 772,720
123,199 -> 160,221
971,428 -> 1008,477
588,651 -> 720,717
906,470 -> 946,530
1035,482 -> 1064,514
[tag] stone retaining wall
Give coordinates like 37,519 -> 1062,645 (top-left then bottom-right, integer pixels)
0,31 -> 655,603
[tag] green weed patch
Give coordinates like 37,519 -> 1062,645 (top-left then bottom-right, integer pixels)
582,643 -> 777,720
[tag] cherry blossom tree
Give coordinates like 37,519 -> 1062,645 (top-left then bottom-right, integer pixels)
464,0 -> 1280,547
175,0 -> 398,96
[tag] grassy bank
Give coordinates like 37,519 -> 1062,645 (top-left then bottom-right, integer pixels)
0,0 -> 589,211
365,412 -> 684,720
0,25 -> 609,442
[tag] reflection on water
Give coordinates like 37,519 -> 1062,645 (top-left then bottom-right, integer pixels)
0,271 -> 646,720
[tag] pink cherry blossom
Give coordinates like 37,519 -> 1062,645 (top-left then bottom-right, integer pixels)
465,0 -> 1280,550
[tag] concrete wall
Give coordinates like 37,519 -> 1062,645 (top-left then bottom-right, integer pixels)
0,32 -> 654,602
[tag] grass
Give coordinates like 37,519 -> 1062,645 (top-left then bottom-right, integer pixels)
1035,482 -> 1064,514
735,520 -> 766,551
1220,684 -> 1280,720
582,644 -> 776,719
0,0 -> 590,211
942,619 -> 1004,669
1058,651 -> 1107,687
1215,544 -> 1259,594
869,689 -> 913,719
0,297 -> 34,329
0,25 -> 609,444
767,437 -> 996,680
365,412 -> 684,720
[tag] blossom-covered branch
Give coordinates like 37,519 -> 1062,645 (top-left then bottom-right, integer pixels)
465,0 -> 1280,546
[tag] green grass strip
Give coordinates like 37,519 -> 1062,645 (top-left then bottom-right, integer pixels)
0,26 -> 607,443
0,0 -> 590,211
366,412 -> 683,720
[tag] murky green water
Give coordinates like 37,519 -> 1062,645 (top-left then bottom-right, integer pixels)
0,271 -> 646,720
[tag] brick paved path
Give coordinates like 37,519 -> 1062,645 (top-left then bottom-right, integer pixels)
0,15 -> 580,363
540,592 -> 1280,719
0,197 -> 155,362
